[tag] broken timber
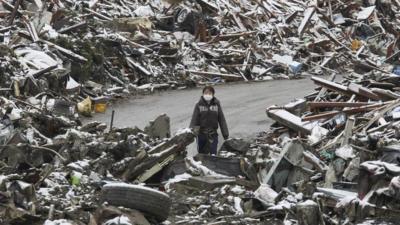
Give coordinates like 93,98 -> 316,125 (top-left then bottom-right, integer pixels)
267,108 -> 313,134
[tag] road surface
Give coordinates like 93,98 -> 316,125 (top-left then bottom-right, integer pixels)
85,77 -> 316,154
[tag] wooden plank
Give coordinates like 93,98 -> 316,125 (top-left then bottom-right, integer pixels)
25,21 -> 39,42
83,8 -> 112,21
137,154 -> 176,182
228,7 -> 247,31
186,70 -> 242,79
8,0 -> 22,26
266,108 -> 313,134
302,103 -> 388,121
348,83 -> 380,100
126,57 -> 152,76
263,142 -> 291,185
372,88 -> 400,100
298,7 -> 315,37
187,176 -> 236,190
341,116 -> 355,146
320,29 -> 352,52
58,21 -> 87,34
285,11 -> 298,24
210,31 -> 256,41
40,39 -> 87,63
32,65 -> 57,78
314,74 -> 336,101
116,33 -> 153,52
311,76 -> 351,96
308,102 -> 371,109
315,7 -> 335,27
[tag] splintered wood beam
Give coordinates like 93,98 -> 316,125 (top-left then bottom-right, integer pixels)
298,7 -> 315,37
308,102 -> 371,109
40,39 -> 88,63
311,76 -> 351,96
186,70 -> 243,79
267,108 -> 313,134
8,0 -> 22,26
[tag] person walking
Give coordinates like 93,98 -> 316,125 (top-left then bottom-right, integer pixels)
190,86 -> 229,155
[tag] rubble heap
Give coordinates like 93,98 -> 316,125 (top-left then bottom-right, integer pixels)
0,105 -> 196,224
2,0 -> 400,109
262,74 -> 400,224
162,76 -> 400,225
2,0 -> 400,225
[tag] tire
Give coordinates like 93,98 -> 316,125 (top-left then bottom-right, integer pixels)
101,183 -> 171,222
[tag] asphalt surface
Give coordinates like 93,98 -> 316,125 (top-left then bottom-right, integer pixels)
85,77 -> 316,155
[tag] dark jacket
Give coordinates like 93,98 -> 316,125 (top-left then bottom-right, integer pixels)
190,96 -> 229,139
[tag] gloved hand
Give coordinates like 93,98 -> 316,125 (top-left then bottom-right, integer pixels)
223,135 -> 229,140
192,126 -> 200,136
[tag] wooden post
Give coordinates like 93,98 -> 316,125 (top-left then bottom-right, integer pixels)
110,110 -> 115,131
8,0 -> 22,26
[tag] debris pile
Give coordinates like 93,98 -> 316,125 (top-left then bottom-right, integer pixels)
0,108 -> 196,224
261,73 -> 400,224
2,0 -> 400,114
2,0 -> 400,224
161,75 -> 400,224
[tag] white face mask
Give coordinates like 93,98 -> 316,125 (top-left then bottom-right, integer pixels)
203,94 -> 213,101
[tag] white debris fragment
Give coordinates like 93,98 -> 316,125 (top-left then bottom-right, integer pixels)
164,173 -> 192,190
186,157 -> 228,177
44,219 -> 75,225
175,127 -> 193,136
335,145 -> 355,160
14,49 -> 59,75
104,183 -> 170,198
67,160 -> 90,172
336,195 -> 358,208
103,215 -> 133,225
254,184 -> 278,205
9,108 -> 23,121
231,185 -> 245,195
66,76 -> 81,90
233,197 -> 244,215
357,6 -> 376,20
308,125 -> 328,145
272,54 -> 302,74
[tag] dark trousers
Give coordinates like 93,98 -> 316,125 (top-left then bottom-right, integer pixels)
197,133 -> 218,155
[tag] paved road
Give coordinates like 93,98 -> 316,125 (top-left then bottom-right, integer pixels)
85,77 -> 316,154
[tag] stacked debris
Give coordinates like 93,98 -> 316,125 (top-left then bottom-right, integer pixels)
261,74 -> 400,224
0,108 -> 197,224
5,77 -> 400,225
162,137 -> 325,224
2,0 -> 400,118
158,74 -> 400,225
3,0 -> 400,224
